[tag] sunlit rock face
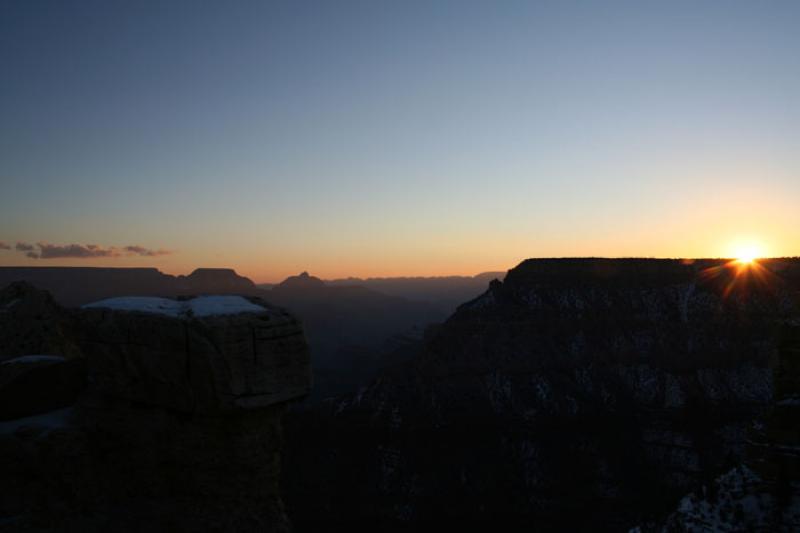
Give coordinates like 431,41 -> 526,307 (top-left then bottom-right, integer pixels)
0,289 -> 311,532
284,258 -> 800,531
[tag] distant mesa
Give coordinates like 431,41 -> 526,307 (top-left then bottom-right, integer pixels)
182,268 -> 255,292
0,266 -> 258,307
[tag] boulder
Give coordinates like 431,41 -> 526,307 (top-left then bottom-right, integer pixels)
77,295 -> 311,413
0,289 -> 311,532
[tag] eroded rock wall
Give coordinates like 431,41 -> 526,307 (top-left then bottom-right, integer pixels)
0,285 -> 311,532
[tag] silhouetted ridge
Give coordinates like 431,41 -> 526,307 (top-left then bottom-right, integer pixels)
274,271 -> 326,290
0,266 -> 258,306
284,257 -> 800,531
183,267 -> 255,292
326,271 -> 506,314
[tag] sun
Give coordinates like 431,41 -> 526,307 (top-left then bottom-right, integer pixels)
736,253 -> 756,265
733,244 -> 762,265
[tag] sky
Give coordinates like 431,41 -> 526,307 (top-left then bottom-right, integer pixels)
1,1 -> 798,282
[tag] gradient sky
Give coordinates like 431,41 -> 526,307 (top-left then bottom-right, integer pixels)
1,1 -> 798,282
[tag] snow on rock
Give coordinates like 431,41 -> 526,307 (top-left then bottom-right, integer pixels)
0,407 -> 74,435
1,298 -> 20,311
640,464 -> 800,532
83,295 -> 266,318
83,297 -> 183,316
777,395 -> 800,407
186,295 -> 266,317
1,355 -> 66,366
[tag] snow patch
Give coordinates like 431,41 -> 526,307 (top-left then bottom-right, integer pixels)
777,395 -> 800,407
0,407 -> 74,435
1,355 -> 66,366
83,295 -> 265,318
2,298 -> 20,311
187,295 -> 266,317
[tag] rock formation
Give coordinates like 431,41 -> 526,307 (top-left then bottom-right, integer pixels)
0,267 -> 449,407
273,271 -> 326,291
0,285 -> 311,532
283,258 -> 800,531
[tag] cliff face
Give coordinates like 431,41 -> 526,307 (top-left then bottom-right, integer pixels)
284,258 -> 800,531
0,285 -> 311,532
640,322 -> 800,531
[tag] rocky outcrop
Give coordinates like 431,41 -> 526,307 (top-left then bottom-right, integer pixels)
0,281 -> 82,360
0,287 -> 311,532
78,296 -> 310,413
283,258 -> 800,531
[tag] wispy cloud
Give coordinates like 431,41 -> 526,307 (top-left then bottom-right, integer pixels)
9,242 -> 173,259
36,243 -> 118,259
123,245 -> 171,257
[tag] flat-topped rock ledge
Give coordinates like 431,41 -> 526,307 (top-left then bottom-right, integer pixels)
79,295 -> 312,413
0,283 -> 307,531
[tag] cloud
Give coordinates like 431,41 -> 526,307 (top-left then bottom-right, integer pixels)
123,245 -> 171,257
0,241 -> 10,250
8,242 -> 173,259
37,243 -> 119,259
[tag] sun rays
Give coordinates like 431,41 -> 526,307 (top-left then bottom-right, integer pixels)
697,254 -> 779,301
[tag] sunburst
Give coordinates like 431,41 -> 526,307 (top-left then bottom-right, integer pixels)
732,244 -> 762,266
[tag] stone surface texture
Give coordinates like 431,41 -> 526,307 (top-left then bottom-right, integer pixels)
0,284 -> 311,532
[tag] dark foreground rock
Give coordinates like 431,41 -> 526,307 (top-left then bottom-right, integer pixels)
0,287 -> 311,532
283,258 -> 800,531
0,356 -> 86,420
0,281 -> 82,360
637,322 -> 800,532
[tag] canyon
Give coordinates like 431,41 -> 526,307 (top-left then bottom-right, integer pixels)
283,258 -> 800,531
1,258 -> 799,531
